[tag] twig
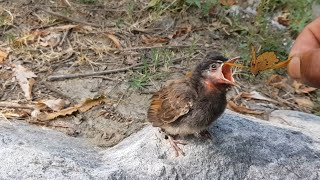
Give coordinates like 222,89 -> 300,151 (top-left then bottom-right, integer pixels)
51,54 -> 76,71
108,44 -> 216,51
86,8 -> 142,13
38,5 -> 142,13
30,22 -> 62,31
37,7 -> 102,28
0,112 -> 11,123
58,28 -> 71,47
91,76 -> 116,81
47,54 -> 193,81
0,102 -> 34,109
47,62 -> 144,81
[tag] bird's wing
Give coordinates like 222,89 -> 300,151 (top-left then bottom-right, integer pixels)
147,78 -> 196,127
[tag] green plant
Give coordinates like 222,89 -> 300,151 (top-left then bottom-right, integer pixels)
185,0 -> 218,15
126,1 -> 136,22
129,57 -> 150,89
150,48 -> 174,72
129,49 -> 174,89
259,0 -> 314,37
287,0 -> 313,37
115,19 -> 125,28
148,0 -> 218,16
186,0 -> 201,8
129,73 -> 150,89
4,33 -> 15,43
79,0 -> 97,4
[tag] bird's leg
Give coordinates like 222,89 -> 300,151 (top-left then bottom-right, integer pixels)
166,134 -> 187,157
159,129 -> 187,156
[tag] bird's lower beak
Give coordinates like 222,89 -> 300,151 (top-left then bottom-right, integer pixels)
218,56 -> 240,86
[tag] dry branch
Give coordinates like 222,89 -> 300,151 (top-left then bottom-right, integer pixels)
38,8 -> 102,28
47,63 -> 143,81
47,55 -> 191,81
0,102 -> 34,109
109,44 -> 218,51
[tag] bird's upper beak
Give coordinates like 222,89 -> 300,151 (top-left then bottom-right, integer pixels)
214,56 -> 240,86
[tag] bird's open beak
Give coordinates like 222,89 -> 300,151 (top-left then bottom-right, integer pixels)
216,56 -> 240,86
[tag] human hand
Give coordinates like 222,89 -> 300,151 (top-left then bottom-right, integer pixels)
288,17 -> 320,88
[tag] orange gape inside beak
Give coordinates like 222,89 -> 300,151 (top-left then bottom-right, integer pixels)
220,56 -> 240,86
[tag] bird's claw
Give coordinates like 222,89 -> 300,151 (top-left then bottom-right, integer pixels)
167,135 -> 187,157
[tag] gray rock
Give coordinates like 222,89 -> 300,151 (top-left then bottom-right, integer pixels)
269,110 -> 320,138
1,110 -> 320,180
0,121 -> 101,180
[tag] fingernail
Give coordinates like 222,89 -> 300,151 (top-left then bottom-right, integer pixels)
288,56 -> 301,79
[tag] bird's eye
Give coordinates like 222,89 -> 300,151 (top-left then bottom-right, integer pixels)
210,63 -> 217,70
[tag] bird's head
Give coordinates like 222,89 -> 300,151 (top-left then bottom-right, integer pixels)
193,52 -> 239,91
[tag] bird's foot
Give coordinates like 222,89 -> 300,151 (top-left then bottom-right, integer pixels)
166,135 -> 187,157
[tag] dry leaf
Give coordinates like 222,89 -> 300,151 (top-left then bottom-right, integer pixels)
13,65 -> 37,100
0,50 -> 8,63
39,32 -> 62,47
240,91 -> 278,104
185,71 -> 193,78
227,101 -> 264,115
0,101 -> 34,109
250,45 -> 291,75
219,0 -> 237,6
274,12 -> 290,26
35,106 -> 77,121
34,96 -> 108,121
76,25 -> 93,33
250,46 -> 279,75
292,81 -> 317,94
266,75 -> 293,93
267,74 -> 284,85
1,109 -> 30,119
60,0 -> 72,7
141,35 -> 170,45
48,24 -> 79,32
77,96 -> 106,112
14,31 -> 47,46
36,99 -> 66,111
169,26 -> 192,39
294,98 -> 314,109
297,87 -> 317,94
292,80 -> 302,90
31,109 -> 41,118
106,33 -> 121,49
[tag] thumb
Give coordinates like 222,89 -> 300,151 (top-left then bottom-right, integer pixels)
287,56 -> 301,80
300,49 -> 320,88
289,49 -> 320,88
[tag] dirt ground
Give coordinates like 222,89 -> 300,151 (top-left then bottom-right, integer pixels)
0,0 -> 319,147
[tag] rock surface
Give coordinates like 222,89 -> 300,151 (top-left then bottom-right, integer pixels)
0,121 -> 101,179
1,110 -> 320,179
